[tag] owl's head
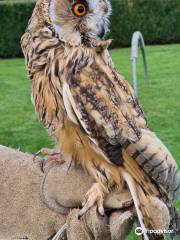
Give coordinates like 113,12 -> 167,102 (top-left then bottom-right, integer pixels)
49,0 -> 111,46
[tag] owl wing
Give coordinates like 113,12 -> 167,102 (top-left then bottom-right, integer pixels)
63,67 -> 147,145
62,64 -> 180,202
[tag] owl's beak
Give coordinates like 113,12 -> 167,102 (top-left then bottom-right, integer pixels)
98,26 -> 105,39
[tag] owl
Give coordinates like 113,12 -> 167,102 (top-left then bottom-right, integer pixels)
21,0 -> 180,238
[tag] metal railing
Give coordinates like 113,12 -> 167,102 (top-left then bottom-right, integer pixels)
131,31 -> 148,97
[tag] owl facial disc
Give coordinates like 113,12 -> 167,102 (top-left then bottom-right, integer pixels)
49,0 -> 111,46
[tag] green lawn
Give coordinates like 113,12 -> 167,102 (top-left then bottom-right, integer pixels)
0,44 -> 180,240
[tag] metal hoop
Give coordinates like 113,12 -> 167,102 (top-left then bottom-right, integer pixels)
131,31 -> 148,97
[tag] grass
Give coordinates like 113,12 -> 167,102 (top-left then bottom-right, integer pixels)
0,44 -> 180,240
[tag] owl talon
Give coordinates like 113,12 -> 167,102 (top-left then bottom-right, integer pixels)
33,148 -> 65,172
98,205 -> 105,216
78,183 -> 105,219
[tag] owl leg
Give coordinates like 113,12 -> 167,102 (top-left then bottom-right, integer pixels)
33,148 -> 65,172
78,182 -> 105,219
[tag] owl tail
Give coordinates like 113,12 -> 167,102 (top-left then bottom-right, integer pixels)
121,169 -> 150,240
120,168 -> 172,240
122,131 -> 180,239
124,129 -> 180,202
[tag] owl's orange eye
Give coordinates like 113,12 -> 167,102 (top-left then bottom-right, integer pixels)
72,2 -> 87,17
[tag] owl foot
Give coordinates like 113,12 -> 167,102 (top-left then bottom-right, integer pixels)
33,148 -> 65,172
78,183 -> 105,219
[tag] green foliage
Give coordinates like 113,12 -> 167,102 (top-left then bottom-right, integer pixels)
0,0 -> 180,57
109,0 -> 180,48
0,0 -> 35,58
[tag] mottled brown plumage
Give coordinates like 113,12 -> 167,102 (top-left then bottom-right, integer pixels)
21,0 -> 180,238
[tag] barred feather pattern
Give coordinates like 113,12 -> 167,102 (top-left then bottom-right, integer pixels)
21,0 -> 180,236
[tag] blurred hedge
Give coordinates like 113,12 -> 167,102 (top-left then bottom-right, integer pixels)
0,0 -> 35,58
0,0 -> 180,57
109,0 -> 180,48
